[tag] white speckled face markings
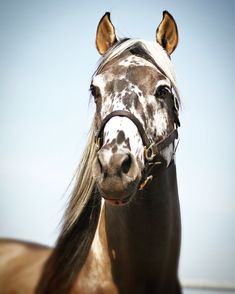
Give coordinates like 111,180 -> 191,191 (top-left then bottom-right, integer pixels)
92,74 -> 106,97
102,117 -> 144,166
150,94 -> 170,136
93,47 -> 177,167
156,79 -> 171,89
119,55 -> 155,68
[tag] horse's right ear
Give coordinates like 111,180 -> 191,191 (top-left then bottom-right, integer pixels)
156,11 -> 178,55
96,12 -> 117,55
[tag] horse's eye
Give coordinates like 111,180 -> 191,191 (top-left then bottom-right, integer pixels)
155,85 -> 171,99
90,85 -> 101,103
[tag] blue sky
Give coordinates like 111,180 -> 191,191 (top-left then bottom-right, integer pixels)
1,0 -> 235,288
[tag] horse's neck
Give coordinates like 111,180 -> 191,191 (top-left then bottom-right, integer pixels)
102,161 -> 181,291
76,162 -> 181,293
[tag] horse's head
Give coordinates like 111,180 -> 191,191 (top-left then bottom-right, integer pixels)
92,11 -> 180,205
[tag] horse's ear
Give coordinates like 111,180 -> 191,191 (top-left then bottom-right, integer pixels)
96,12 -> 117,55
156,11 -> 178,55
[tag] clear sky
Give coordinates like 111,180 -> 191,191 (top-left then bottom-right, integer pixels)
1,0 -> 235,290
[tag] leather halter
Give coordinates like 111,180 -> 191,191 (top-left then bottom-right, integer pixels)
95,110 -> 178,161
95,110 -> 179,189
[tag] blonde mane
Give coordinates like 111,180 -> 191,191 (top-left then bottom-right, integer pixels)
36,118 -> 100,293
62,118 -> 97,233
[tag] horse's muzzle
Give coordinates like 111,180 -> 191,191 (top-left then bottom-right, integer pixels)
92,150 -> 141,205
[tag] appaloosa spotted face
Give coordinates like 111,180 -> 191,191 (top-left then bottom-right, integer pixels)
92,13 -> 179,205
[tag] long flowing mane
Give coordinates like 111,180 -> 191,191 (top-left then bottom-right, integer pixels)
36,38 -> 179,293
36,119 -> 101,293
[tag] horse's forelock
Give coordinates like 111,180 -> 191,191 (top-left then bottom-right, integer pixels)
95,38 -> 180,103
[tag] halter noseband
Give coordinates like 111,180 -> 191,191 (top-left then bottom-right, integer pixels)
95,110 -> 179,190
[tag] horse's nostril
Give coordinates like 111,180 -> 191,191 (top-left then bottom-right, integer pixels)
121,155 -> 132,174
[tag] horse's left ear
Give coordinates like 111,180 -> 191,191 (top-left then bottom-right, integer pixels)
96,12 -> 117,55
156,11 -> 178,55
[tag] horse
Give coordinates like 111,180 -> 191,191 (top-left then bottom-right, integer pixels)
0,11 -> 181,294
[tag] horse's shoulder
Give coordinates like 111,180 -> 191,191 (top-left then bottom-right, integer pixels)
0,238 -> 51,254
0,238 -> 51,293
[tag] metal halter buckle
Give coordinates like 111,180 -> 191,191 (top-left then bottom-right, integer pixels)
144,143 -> 157,161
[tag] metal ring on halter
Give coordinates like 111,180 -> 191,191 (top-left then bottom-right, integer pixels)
144,143 -> 157,161
173,94 -> 180,112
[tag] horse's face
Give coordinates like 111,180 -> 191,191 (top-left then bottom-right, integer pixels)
92,12 -> 179,205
